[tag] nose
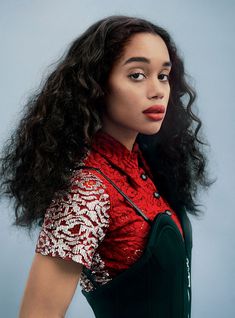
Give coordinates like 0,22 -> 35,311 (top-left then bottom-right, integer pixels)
147,78 -> 165,100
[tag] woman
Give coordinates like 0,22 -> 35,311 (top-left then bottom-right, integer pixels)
0,15 -> 213,317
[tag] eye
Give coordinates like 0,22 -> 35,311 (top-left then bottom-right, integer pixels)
158,74 -> 169,82
128,72 -> 146,81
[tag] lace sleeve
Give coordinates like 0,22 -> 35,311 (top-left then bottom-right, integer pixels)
35,169 -> 111,269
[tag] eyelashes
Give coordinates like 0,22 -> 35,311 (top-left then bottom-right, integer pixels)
128,72 -> 169,82
158,74 -> 169,82
128,72 -> 146,81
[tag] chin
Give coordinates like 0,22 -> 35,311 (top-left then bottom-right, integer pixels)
140,124 -> 163,135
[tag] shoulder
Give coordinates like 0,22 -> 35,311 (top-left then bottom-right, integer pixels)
70,167 -> 108,194
40,167 -> 112,242
35,167 -> 111,267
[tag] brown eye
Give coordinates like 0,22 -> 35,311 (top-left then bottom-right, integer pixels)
158,74 -> 169,82
128,72 -> 146,81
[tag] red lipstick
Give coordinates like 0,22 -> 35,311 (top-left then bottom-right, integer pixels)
143,105 -> 165,121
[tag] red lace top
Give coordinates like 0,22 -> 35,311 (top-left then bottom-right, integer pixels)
35,130 -> 183,292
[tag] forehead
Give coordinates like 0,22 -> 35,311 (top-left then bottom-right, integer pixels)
120,32 -> 170,64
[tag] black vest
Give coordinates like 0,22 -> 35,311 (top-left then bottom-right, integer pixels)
76,166 -> 192,318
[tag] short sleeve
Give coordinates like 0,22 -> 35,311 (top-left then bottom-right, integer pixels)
35,169 -> 111,269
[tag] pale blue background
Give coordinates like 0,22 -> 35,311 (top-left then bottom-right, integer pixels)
0,0 -> 234,317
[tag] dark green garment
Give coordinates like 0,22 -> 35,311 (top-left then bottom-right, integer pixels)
77,166 -> 192,318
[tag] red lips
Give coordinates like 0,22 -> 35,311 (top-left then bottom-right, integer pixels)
143,105 -> 165,113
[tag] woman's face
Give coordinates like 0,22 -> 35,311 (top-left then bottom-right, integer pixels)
102,32 -> 172,148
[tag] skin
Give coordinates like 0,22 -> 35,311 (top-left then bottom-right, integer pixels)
19,254 -> 83,317
102,32 -> 172,151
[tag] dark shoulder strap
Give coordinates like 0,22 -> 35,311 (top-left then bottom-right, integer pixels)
75,165 -> 152,225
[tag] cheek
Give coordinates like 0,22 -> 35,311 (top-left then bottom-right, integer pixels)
107,84 -> 137,109
164,85 -> 171,104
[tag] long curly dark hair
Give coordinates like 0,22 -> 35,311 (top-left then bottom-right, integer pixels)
0,15 -> 214,232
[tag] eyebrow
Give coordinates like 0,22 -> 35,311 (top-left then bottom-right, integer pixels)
122,56 -> 172,68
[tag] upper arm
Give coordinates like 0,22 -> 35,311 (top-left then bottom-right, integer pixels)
19,253 -> 83,318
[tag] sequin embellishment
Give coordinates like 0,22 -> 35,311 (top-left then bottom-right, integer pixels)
35,169 -> 111,291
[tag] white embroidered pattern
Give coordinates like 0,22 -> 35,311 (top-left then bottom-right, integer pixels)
35,169 -> 111,292
80,252 -> 113,292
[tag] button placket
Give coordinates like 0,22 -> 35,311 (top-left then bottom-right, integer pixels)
140,173 -> 148,181
165,210 -> 172,216
153,191 -> 160,199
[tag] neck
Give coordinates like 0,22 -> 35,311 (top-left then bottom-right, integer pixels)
100,127 -> 138,152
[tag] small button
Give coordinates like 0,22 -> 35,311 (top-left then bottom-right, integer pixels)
141,173 -> 148,180
153,191 -> 160,199
165,210 -> 172,216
